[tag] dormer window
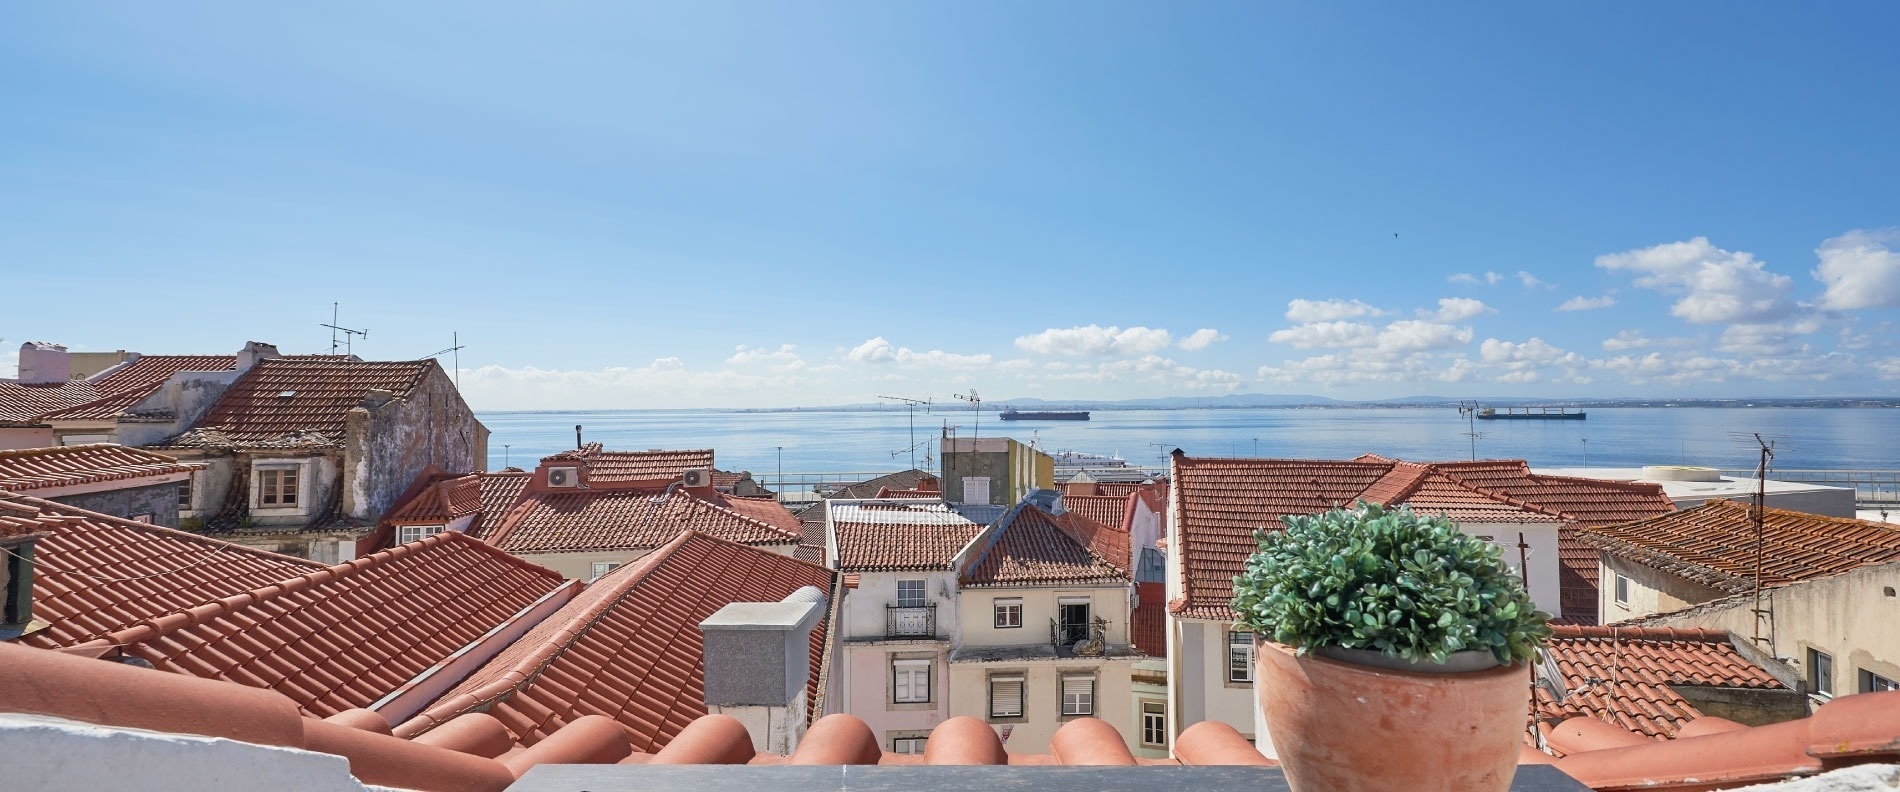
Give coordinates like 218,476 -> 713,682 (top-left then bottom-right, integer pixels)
260,467 -> 299,506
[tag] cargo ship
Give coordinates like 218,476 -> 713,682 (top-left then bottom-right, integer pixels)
1476,406 -> 1586,420
999,408 -> 1090,421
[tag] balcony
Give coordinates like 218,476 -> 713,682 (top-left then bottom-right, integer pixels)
885,604 -> 937,639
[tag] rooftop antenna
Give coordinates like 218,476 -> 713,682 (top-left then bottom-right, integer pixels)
953,389 -> 981,445
1746,433 -> 1775,646
320,302 -> 368,357
878,395 -> 933,469
423,331 -> 467,390
1457,400 -> 1484,461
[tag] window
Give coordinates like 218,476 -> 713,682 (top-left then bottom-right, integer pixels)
1229,630 -> 1255,683
1810,649 -> 1834,697
962,476 -> 991,505
397,525 -> 444,545
590,561 -> 622,581
1140,701 -> 1168,747
896,579 -> 927,608
1861,669 -> 1898,693
893,659 -> 931,704
1057,597 -> 1091,646
259,467 -> 299,507
891,737 -> 926,754
1614,574 -> 1630,605
989,675 -> 1025,719
994,598 -> 1023,628
1060,675 -> 1094,716
177,479 -> 193,509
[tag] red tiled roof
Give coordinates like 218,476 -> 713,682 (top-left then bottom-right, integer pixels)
825,469 -> 935,499
874,487 -> 940,499
1170,454 -> 1676,621
5,494 -> 324,649
573,447 -> 716,483
163,359 -> 435,448
395,531 -> 836,753
0,443 -> 202,492
831,502 -> 983,572
1063,493 -> 1134,530
86,531 -> 567,717
386,473 -> 484,524
0,380 -> 100,425
1578,499 -> 1900,594
487,488 -> 801,554
39,355 -> 241,421
963,506 -> 1130,587
1537,625 -> 1787,741
472,470 -> 531,537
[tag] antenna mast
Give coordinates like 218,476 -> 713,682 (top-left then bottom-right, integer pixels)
320,302 -> 369,357
1457,400 -> 1484,461
878,395 -> 933,469
1750,433 -> 1775,646
953,389 -> 982,445
424,332 -> 467,390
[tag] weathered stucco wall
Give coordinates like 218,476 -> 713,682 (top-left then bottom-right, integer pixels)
956,586 -> 1132,649
114,370 -> 245,448
1600,554 -> 1730,624
50,482 -> 185,527
1645,561 -> 1900,698
344,363 -> 488,522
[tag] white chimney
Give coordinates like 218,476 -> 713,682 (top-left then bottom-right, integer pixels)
16,343 -> 71,384
235,342 -> 282,372
698,586 -> 828,755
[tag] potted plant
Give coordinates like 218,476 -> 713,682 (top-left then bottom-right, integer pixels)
1232,501 -> 1551,792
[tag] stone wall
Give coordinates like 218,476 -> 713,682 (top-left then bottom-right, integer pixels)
51,482 -> 185,528
342,362 -> 488,522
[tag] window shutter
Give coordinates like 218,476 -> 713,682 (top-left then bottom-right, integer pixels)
1062,675 -> 1093,715
990,676 -> 1024,717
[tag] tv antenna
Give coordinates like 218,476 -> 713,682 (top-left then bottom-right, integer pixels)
423,331 -> 466,390
953,389 -> 982,445
321,302 -> 368,356
1738,432 -> 1777,646
878,395 -> 933,469
1456,401 -> 1485,461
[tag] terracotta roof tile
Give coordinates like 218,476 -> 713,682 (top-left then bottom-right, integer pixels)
488,488 -> 800,554
1536,625 -> 1787,741
542,445 -> 717,484
6,494 -> 324,649
162,359 -> 435,448
1132,581 -> 1167,657
396,531 -> 836,754
0,443 -> 203,492
383,473 -> 485,524
825,469 -> 935,499
1171,454 -> 1675,622
471,471 -> 531,537
1062,493 -> 1133,530
97,531 -> 567,717
963,506 -> 1130,587
40,355 -> 242,421
830,502 -> 982,572
1578,500 -> 1900,594
0,380 -> 100,425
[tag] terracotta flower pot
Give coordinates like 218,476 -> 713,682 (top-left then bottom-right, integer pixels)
1256,639 -> 1529,792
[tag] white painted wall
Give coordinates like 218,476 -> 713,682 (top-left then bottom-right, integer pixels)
839,570 -> 961,641
956,586 -> 1131,649
946,659 -> 1141,755
1461,521 -> 1563,618
0,714 -> 391,792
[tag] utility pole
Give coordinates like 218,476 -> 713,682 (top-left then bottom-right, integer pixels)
1750,433 -> 1775,646
777,446 -> 783,500
1581,438 -> 1588,468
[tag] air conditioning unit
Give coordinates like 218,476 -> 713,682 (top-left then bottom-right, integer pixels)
547,466 -> 580,488
682,468 -> 712,489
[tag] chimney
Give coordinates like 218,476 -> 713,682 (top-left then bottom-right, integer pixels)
698,586 -> 828,755
235,341 -> 282,372
1,531 -> 50,641
916,475 -> 940,493
16,342 -> 71,384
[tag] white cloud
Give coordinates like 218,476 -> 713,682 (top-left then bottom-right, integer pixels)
1813,229 -> 1900,311
1285,298 -> 1382,323
1878,358 -> 1900,380
1516,271 -> 1549,290
1373,320 -> 1472,355
1449,271 -> 1504,286
725,344 -> 799,365
1601,330 -> 1653,351
1557,295 -> 1617,312
847,337 -> 993,368
1013,325 -> 1173,356
1268,321 -> 1377,349
1176,328 -> 1228,351
1045,355 -> 1242,391
459,358 -> 828,410
1595,237 -> 1794,323
1479,337 -> 1583,371
1716,319 -> 1820,356
1422,297 -> 1495,323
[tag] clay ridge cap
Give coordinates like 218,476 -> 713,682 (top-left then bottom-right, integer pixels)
677,489 -> 801,540
1572,527 -> 1753,594
1358,460 -> 1430,505
1423,469 -> 1572,521
1550,624 -> 1732,643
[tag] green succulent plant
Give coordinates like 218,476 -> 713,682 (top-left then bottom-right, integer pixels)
1232,501 -> 1551,666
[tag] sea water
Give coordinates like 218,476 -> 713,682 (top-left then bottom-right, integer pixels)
478,407 -> 1900,476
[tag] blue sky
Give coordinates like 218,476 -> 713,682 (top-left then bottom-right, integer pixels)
3,2 -> 1898,408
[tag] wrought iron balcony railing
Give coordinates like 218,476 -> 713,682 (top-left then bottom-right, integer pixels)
886,603 -> 937,638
